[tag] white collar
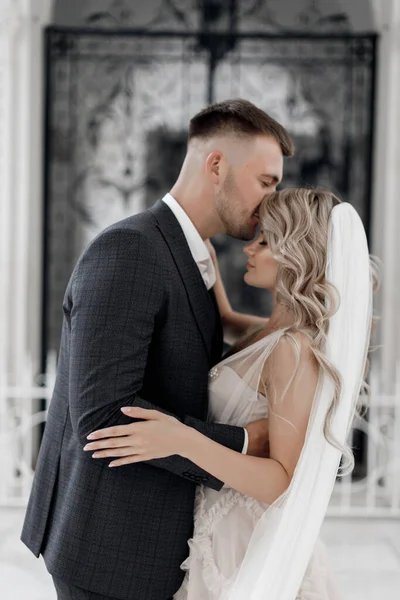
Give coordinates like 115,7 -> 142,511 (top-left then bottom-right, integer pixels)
161,193 -> 212,265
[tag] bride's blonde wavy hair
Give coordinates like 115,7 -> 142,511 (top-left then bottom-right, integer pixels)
258,187 -> 378,476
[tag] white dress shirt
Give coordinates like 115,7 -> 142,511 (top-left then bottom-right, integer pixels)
162,193 -> 216,289
161,193 -> 249,454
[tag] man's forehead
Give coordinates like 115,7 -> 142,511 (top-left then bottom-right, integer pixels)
253,153 -> 283,180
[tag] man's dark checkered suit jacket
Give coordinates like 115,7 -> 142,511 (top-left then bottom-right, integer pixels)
21,200 -> 245,600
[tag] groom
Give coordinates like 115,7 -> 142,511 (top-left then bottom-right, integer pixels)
21,99 -> 293,600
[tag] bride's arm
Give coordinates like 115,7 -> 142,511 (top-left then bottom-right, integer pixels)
206,240 -> 269,343
179,332 -> 319,504
85,334 -> 318,504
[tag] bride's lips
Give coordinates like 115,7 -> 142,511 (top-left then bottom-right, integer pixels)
246,262 -> 255,270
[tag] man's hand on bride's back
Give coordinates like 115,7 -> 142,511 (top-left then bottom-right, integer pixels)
245,418 -> 270,458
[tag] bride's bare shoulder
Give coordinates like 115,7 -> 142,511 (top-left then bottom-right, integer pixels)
278,328 -> 314,352
264,329 -> 318,385
271,328 -> 314,352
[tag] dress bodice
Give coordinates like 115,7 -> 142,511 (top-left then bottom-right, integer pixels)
205,329 -> 288,430
208,365 -> 268,426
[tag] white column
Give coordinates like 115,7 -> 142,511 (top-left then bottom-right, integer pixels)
370,0 -> 400,394
0,3 -> 17,383
0,0 -> 53,384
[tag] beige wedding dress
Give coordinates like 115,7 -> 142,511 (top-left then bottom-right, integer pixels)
174,329 -> 342,600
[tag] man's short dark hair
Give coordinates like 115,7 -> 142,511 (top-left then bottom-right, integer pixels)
188,98 -> 294,157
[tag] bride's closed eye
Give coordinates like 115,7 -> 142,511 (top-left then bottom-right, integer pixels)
259,241 -> 268,247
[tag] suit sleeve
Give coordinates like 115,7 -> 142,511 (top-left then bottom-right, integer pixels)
68,228 -> 244,491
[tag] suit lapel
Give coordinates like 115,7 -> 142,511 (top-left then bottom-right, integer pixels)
149,200 -> 216,360
208,287 -> 224,365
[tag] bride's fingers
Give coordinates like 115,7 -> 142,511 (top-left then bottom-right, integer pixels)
83,436 -> 134,451
91,446 -> 139,459
108,455 -> 146,468
86,424 -> 135,440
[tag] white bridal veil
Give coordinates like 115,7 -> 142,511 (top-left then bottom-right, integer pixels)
224,203 -> 373,600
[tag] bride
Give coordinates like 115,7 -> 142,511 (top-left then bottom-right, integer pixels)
85,187 -> 374,600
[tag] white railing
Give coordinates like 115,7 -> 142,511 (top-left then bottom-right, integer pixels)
329,392 -> 400,517
0,354 -> 56,507
1,357 -> 400,516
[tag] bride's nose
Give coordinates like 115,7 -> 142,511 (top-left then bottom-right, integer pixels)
243,241 -> 256,258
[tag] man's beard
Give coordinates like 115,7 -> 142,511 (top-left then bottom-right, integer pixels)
216,192 -> 257,241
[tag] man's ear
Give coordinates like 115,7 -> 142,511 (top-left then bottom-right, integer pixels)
205,151 -> 223,184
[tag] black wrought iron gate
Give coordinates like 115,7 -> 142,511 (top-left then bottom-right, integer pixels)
43,27 -> 376,357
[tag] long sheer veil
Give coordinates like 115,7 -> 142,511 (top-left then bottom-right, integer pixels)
224,203 -> 373,600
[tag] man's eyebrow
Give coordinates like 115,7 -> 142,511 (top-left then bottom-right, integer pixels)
260,174 -> 281,184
